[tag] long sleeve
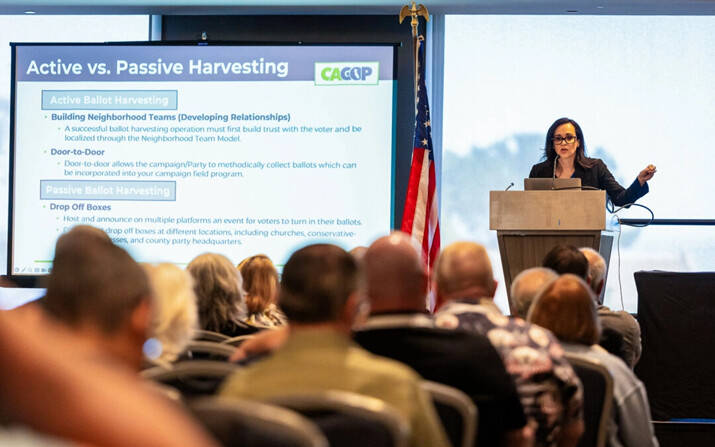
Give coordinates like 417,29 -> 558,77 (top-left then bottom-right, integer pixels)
598,307 -> 642,369
613,380 -> 659,447
595,160 -> 649,207
530,158 -> 649,207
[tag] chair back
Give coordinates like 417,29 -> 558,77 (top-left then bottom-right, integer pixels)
565,354 -> 614,447
268,390 -> 410,447
179,341 -> 236,361
141,360 -> 239,397
221,334 -> 256,347
421,380 -> 478,447
145,381 -> 183,402
194,329 -> 231,342
189,397 -> 329,447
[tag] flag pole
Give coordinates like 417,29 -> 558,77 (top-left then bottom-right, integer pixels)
399,3 -> 440,312
399,2 -> 429,109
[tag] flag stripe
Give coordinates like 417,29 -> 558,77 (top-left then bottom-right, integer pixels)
410,153 -> 431,246
401,149 -> 425,233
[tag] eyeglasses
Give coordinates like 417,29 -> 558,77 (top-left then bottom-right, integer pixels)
552,135 -> 577,145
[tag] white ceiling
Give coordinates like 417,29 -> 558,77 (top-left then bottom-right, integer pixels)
0,0 -> 713,15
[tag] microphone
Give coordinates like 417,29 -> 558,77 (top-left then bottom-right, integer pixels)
505,182 -> 514,191
551,154 -> 560,190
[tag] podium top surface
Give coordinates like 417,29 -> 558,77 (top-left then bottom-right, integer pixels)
490,190 -> 606,231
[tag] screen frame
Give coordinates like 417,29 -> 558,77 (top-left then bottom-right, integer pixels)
7,40 -> 400,287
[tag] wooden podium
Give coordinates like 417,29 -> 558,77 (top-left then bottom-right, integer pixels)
490,190 -> 613,313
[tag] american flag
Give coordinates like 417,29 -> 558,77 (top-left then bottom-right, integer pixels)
401,38 -> 440,305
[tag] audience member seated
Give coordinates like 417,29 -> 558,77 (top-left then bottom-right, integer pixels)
579,247 -> 642,368
527,275 -> 658,447
433,241 -> 583,447
0,304 -> 220,447
510,267 -> 558,319
144,263 -> 199,364
541,245 -> 589,279
228,325 -> 289,364
542,244 -> 639,368
238,254 -> 288,328
353,232 -> 530,447
39,225 -> 153,371
187,252 -> 260,338
219,243 -> 450,447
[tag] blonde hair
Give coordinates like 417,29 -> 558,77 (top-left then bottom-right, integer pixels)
238,254 -> 279,315
144,263 -> 198,362
186,253 -> 247,332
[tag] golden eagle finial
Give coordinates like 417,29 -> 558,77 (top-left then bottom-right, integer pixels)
399,2 -> 429,38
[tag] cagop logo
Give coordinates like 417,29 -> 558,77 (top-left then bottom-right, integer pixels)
314,62 -> 379,86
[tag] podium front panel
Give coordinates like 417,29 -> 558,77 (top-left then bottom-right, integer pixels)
498,230 -> 600,280
490,190 -> 606,231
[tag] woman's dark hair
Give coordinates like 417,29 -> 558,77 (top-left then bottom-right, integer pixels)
544,117 -> 596,169
542,244 -> 589,280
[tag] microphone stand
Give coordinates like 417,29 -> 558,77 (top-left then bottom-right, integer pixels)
551,154 -> 560,190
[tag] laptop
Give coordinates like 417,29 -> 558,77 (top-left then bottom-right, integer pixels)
524,177 -> 582,191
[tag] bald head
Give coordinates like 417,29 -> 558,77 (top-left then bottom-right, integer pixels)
434,241 -> 496,302
363,232 -> 427,312
510,267 -> 558,318
349,246 -> 368,262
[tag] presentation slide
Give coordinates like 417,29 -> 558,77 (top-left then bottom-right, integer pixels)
10,44 -> 396,276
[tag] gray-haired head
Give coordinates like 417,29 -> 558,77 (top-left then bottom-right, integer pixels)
510,267 -> 558,318
579,247 -> 607,302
